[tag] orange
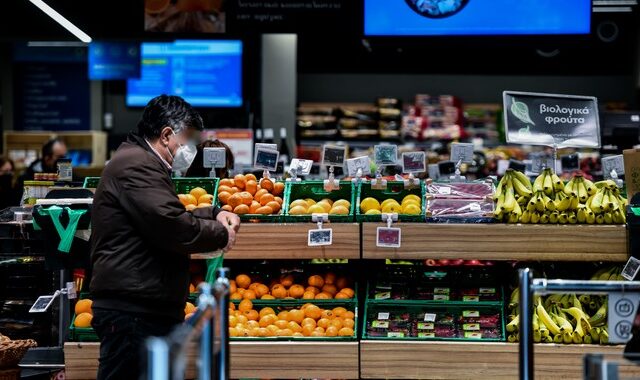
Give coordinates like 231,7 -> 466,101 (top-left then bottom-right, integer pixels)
303,291 -> 316,300
287,321 -> 303,333
255,206 -> 274,215
277,329 -> 293,337
221,205 -> 233,212
338,327 -> 354,337
245,173 -> 258,182
300,303 -> 314,311
301,318 -> 316,328
184,302 -> 196,315
322,284 -> 338,296
261,178 -> 274,192
234,174 -> 246,189
245,180 -> 258,196
343,311 -> 355,320
233,204 -> 249,214
219,178 -> 234,187
246,320 -> 259,329
229,302 -> 235,311
302,324 -> 315,337
249,201 -> 261,214
229,315 -> 238,327
242,290 -> 256,300
342,319 -> 355,329
335,292 -> 350,299
178,194 -> 191,207
271,284 -> 288,299
189,284 -> 196,293
325,326 -> 339,337
244,310 -> 259,321
185,204 -> 197,211
198,194 -> 214,205
317,318 -> 330,329
183,194 -> 198,206
314,326 -> 326,334
280,275 -> 294,287
274,196 -> 284,205
254,189 -> 269,203
238,299 -> 253,312
218,185 -> 234,194
277,310 -> 289,321
259,307 -> 276,318
197,202 -> 212,208
231,187 -> 240,194
315,292 -> 331,300
273,182 -> 285,196
332,307 -> 347,317
339,287 -> 355,298
287,285 -> 304,299
254,284 -> 269,298
237,288 -> 246,296
230,292 -> 242,300
229,327 -> 239,337
145,0 -> 170,14
248,327 -> 259,337
304,305 -> 322,320
190,187 -> 208,201
74,312 -> 93,328
274,320 -> 288,329
311,331 -> 325,337
259,315 -> 276,328
305,286 -> 320,295
261,294 -> 275,300
308,275 -> 324,288
321,310 -> 334,319
239,192 -> 253,206
249,283 -> 259,291
256,328 -> 269,337
228,193 -> 243,208
236,315 -> 248,325
324,272 -> 336,285
236,275 -> 251,289
288,309 -> 305,324
266,325 -> 279,335
266,201 -> 281,213
330,319 -> 343,329
336,277 -> 350,290
259,193 -> 275,206
75,299 -> 92,315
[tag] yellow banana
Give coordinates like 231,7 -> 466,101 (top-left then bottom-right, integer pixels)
591,190 -> 605,213
511,170 -> 533,191
530,212 -> 540,224
506,314 -> 519,333
503,184 -> 516,213
537,301 -> 561,335
551,171 -> 564,192
583,178 -> 597,196
543,170 -> 554,196
552,312 -> 573,333
533,172 -> 545,192
564,177 -> 576,196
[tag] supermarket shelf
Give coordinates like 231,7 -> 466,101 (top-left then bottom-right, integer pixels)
225,223 -> 360,259
362,223 -> 628,262
360,341 -> 640,379
64,341 -> 359,379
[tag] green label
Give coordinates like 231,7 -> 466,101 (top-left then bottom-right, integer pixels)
479,287 -> 496,294
434,287 -> 450,294
434,294 -> 449,301
387,332 -> 405,338
463,323 -> 480,331
372,321 -> 389,329
462,310 -> 480,317
375,291 -> 391,300
464,332 -> 483,339
463,295 -> 480,302
417,322 -> 434,330
418,332 -> 435,338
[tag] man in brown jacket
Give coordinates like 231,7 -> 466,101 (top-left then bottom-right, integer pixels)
90,95 -> 240,380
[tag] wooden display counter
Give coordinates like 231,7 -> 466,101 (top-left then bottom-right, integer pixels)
362,223 -> 628,261
360,341 -> 640,379
64,341 -> 359,379
225,223 -> 360,259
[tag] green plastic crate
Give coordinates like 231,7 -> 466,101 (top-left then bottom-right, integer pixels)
68,314 -> 99,342
231,283 -> 358,308
365,281 -> 503,308
230,300 -> 358,341
222,180 -> 286,223
362,302 -> 504,342
83,177 -> 100,188
283,181 -> 355,223
355,180 -> 426,222
173,177 -> 219,201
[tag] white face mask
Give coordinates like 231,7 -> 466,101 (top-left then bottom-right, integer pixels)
171,143 -> 197,173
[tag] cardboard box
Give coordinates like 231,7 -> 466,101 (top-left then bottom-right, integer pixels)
624,148 -> 640,201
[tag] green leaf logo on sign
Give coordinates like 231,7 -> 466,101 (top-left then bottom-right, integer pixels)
511,100 -> 535,126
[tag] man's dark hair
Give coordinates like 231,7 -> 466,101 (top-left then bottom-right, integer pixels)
42,138 -> 63,158
137,95 -> 204,139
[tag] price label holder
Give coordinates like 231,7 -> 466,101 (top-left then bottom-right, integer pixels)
322,145 -> 346,192
287,158 -> 313,182
401,151 -> 425,189
346,156 -> 371,187
308,214 -> 332,247
602,154 -> 625,188
254,145 -> 280,181
529,153 -> 555,175
372,145 -> 398,189
622,256 -> 640,281
29,290 -> 60,313
428,164 -> 440,181
608,289 -> 640,344
450,143 -> 474,182
377,213 -> 401,248
561,153 -> 579,173
203,147 -> 226,178
66,281 -> 77,300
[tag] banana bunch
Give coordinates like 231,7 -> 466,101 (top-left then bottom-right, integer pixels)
584,179 -> 628,224
494,169 -> 532,222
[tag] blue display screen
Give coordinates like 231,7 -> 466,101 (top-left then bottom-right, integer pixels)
365,0 -> 591,36
89,41 -> 141,80
127,40 -> 242,107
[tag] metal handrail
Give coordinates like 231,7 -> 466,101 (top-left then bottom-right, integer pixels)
519,268 -> 640,380
147,268 -> 231,380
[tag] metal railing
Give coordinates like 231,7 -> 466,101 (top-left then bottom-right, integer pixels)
519,268 -> 640,380
147,268 -> 231,380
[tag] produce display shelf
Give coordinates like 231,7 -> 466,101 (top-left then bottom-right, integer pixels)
362,223 -> 628,262
359,341 -> 640,379
224,223 -> 360,259
64,341 -> 360,380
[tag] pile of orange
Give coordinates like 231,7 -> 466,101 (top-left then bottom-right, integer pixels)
178,187 -> 214,211
184,302 -> 197,320
73,299 -> 93,328
218,174 -> 284,215
229,300 -> 355,338
230,273 -> 354,300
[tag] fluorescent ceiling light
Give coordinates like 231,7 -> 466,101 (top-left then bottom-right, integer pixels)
28,0 -> 92,43
27,41 -> 87,47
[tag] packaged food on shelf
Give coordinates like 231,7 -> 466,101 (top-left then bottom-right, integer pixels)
425,198 -> 494,221
426,179 -> 494,200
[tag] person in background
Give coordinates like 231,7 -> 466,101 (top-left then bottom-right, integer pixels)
90,95 -> 240,380
185,139 -> 235,178
22,138 -> 67,179
0,156 -> 18,209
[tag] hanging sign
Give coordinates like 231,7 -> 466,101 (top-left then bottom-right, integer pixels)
503,91 -> 601,148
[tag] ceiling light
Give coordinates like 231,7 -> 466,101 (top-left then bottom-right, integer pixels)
28,0 -> 92,43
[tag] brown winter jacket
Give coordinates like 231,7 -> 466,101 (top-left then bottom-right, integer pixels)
89,133 -> 229,321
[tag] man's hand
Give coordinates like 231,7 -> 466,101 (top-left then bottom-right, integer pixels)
224,227 -> 237,252
217,211 -> 240,252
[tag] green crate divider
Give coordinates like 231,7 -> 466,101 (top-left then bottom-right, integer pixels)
283,181 -> 355,223
68,314 -> 99,342
173,177 -> 219,202
83,177 -> 100,188
362,301 -> 505,342
355,180 -> 426,222
230,300 -> 358,341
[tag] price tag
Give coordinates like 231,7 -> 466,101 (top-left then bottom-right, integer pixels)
374,291 -> 391,300
497,160 -> 510,176
346,156 -> 372,177
530,154 -> 555,174
479,288 -> 496,294
463,310 -> 480,318
428,164 -> 440,180
451,143 -> 475,164
463,295 -> 480,302
418,332 -> 435,338
423,313 -> 436,322
602,155 -> 625,180
371,321 -> 389,328
387,332 -> 405,338
463,323 -> 480,331
438,187 -> 451,195
377,312 -> 390,320
433,294 -> 449,301
66,282 -> 77,300
469,203 -> 481,212
607,291 -> 640,343
254,147 -> 280,171
374,145 -> 398,166
464,332 -> 483,339
417,322 -> 434,330
29,294 -> 57,313
322,144 -> 347,167
376,227 -> 401,248
307,228 -> 333,247
289,159 -> 313,176
401,151 -> 426,174
622,257 -> 640,281
203,147 -> 226,169
434,287 -> 450,294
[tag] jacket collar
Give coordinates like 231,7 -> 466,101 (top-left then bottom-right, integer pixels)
125,132 -> 172,174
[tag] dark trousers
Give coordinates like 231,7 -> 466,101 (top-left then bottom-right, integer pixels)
92,308 -> 180,380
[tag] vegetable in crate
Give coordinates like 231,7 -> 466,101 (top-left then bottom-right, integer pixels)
289,198 -> 351,215
360,194 -> 422,216
217,174 -> 284,215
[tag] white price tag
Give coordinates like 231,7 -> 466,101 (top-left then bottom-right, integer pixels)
376,227 -> 401,248
438,187 -> 451,195
622,257 -> 640,281
254,147 -> 280,171
602,155 -> 625,180
402,151 -> 426,174
346,156 -> 372,177
378,312 -> 390,320
203,147 -> 226,168
322,144 -> 347,167
29,294 -> 57,313
608,292 -> 640,343
308,228 -> 333,247
66,282 -> 77,300
423,313 -> 436,322
451,143 -> 475,164
530,154 -> 555,174
374,145 -> 398,166
469,203 -> 481,212
290,158 -> 313,176
497,160 -> 510,176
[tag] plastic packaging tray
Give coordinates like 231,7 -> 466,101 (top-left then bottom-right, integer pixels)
283,181 -> 355,223
425,198 -> 494,220
425,180 -> 494,200
355,181 -> 426,222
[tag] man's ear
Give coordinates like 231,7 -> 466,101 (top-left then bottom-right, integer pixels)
159,126 -> 173,146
